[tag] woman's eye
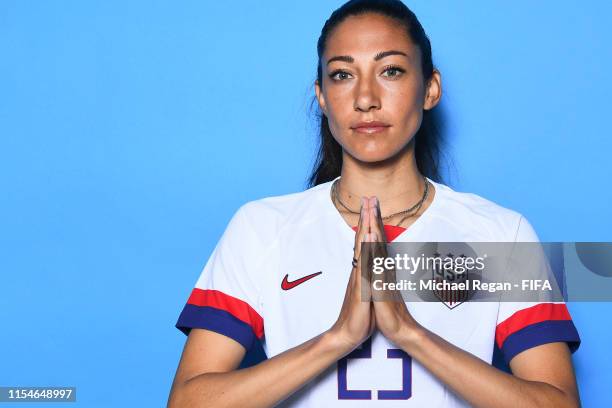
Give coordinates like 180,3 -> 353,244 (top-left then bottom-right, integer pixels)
330,70 -> 351,81
382,66 -> 405,78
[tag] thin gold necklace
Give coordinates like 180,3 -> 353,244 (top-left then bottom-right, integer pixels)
331,176 -> 430,227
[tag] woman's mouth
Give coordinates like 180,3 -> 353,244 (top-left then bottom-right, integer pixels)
351,121 -> 391,134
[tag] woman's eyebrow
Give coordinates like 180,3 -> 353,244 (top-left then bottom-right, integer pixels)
326,50 -> 409,65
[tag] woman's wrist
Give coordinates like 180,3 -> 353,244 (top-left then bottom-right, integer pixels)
393,322 -> 428,354
321,328 -> 362,357
323,323 -> 427,358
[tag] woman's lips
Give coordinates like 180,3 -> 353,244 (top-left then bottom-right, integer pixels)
352,122 -> 391,134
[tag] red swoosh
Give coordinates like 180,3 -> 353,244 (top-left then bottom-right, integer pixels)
281,271 -> 323,290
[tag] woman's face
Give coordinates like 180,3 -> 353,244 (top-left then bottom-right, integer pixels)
315,13 -> 441,163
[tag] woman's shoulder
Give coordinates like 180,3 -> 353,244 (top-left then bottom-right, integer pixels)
430,179 -> 538,241
434,180 -> 519,215
232,180 -> 333,234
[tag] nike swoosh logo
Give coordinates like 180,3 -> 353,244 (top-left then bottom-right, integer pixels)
281,271 -> 323,290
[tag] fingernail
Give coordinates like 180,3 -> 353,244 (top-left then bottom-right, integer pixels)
369,196 -> 377,209
370,197 -> 378,215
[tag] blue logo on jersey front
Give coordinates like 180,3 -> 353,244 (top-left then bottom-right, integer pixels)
337,337 -> 412,400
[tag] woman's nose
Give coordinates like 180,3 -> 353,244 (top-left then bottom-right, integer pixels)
353,77 -> 381,112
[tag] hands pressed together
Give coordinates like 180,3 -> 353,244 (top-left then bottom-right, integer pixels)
329,196 -> 423,352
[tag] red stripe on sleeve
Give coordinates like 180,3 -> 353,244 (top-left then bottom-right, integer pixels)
496,303 -> 571,348
187,288 -> 264,339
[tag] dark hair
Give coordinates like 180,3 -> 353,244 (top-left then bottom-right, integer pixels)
306,0 -> 446,187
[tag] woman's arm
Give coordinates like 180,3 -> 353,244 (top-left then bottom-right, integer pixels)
396,326 -> 580,408
167,327 -> 353,408
168,198 -> 375,408
365,196 -> 580,408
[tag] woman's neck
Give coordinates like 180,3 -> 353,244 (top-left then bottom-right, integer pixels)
332,152 -> 436,228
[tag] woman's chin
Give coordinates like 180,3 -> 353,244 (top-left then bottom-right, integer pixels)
351,150 -> 400,165
347,139 -> 413,164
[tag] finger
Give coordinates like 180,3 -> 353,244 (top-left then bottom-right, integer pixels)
362,197 -> 371,233
367,197 -> 378,239
369,196 -> 386,243
353,197 -> 365,255
366,232 -> 376,285
369,197 -> 390,267
368,197 -> 380,245
360,232 -> 373,301
369,231 -> 386,274
353,197 -> 369,263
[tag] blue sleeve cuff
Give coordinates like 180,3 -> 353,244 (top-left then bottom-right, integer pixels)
501,320 -> 581,364
176,304 -> 257,351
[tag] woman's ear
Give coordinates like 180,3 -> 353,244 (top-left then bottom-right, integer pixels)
424,69 -> 442,110
314,80 -> 328,115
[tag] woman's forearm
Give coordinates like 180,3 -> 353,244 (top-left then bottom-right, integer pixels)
397,325 -> 578,408
169,330 -> 352,408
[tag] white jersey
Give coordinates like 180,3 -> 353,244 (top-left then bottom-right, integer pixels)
176,176 -> 580,407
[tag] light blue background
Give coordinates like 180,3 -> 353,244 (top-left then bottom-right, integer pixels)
1,1 -> 610,406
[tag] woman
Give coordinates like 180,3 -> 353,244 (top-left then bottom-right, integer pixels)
168,1 -> 581,406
